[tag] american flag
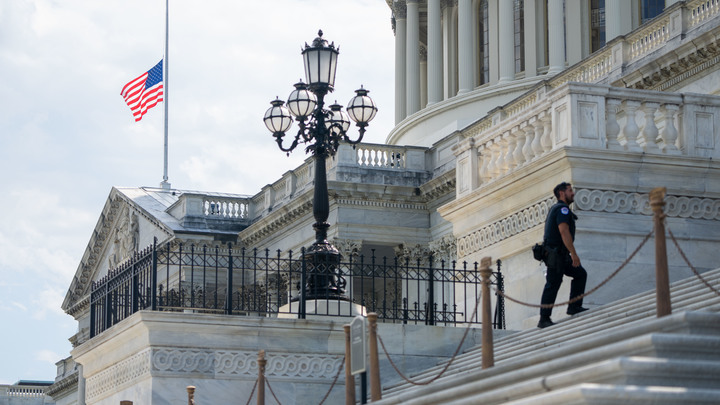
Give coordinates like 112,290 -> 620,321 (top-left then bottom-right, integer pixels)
120,60 -> 164,122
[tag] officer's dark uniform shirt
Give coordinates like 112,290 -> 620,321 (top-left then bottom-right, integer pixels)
543,202 -> 576,248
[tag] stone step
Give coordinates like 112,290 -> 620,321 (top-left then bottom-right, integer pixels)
503,384 -> 720,405
382,267 -> 720,390
438,355 -> 720,405
378,313 -> 720,402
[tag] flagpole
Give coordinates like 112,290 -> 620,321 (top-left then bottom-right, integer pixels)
160,0 -> 171,189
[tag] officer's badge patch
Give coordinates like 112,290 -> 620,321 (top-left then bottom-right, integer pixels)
561,207 -> 569,215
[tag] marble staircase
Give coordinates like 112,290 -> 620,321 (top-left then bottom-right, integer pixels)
375,267 -> 720,404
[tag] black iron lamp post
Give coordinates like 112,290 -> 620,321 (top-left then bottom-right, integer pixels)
263,30 -> 377,304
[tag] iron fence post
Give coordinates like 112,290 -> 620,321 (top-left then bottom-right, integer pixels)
226,243 -> 234,315
131,256 -> 139,314
427,255 -> 435,326
300,247 -> 307,319
151,238 -> 158,311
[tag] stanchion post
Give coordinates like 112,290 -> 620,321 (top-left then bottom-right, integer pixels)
367,313 -> 382,401
186,386 -> 195,405
479,257 -> 495,369
257,350 -> 266,405
650,187 -> 672,317
344,325 -> 356,405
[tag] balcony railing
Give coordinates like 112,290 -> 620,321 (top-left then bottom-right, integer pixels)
454,82 -> 720,197
89,240 -> 505,338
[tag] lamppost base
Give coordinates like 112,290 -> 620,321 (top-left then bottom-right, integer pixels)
297,240 -> 347,300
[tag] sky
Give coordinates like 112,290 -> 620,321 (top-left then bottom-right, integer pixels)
0,0 -> 396,385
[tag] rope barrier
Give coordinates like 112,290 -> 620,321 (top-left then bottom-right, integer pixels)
244,378 -> 258,405
317,356 -> 344,405
376,278 -> 485,386
668,228 -> 720,297
493,229 -> 654,309
254,355 -> 345,405
265,377 -> 281,405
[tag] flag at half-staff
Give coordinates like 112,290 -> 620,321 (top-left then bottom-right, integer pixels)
121,60 -> 164,122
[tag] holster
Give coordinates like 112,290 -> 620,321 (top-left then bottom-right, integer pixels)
543,245 -> 567,269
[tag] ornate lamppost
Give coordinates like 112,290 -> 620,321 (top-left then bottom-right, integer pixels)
263,30 -> 377,304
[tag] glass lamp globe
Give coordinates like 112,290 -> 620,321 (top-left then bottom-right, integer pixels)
347,86 -> 378,124
287,81 -> 317,119
263,98 -> 293,134
326,102 -> 351,135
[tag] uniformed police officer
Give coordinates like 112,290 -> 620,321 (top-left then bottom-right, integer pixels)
538,182 -> 588,328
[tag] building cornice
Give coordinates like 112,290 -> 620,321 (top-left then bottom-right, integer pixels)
45,372 -> 78,398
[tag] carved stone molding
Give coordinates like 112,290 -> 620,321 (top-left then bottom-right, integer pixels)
334,197 -> 426,211
333,239 -> 363,259
240,199 -> 314,247
457,189 -> 720,257
395,243 -> 431,266
86,349 -> 151,402
457,196 -> 555,257
575,189 -> 720,220
429,235 -> 457,264
152,348 -> 343,380
393,0 -> 407,19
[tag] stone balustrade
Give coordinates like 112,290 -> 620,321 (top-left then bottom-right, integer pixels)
689,0 -> 720,27
455,82 -> 720,197
0,385 -> 46,397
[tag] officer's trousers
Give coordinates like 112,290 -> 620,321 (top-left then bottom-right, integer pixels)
540,259 -> 587,318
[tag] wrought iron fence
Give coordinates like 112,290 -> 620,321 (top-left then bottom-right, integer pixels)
90,239 -> 505,338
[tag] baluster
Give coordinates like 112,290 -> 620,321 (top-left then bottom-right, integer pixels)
496,135 -> 508,175
659,104 -> 680,154
521,123 -> 535,162
620,100 -> 642,152
373,149 -> 380,167
606,98 -> 622,149
531,116 -> 544,157
478,144 -> 491,184
512,126 -> 526,166
638,102 -> 660,152
504,131 -> 517,171
540,112 -> 553,152
485,140 -> 497,181
360,148 -> 368,166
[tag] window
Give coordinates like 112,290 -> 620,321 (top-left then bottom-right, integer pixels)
590,0 -> 606,53
514,0 -> 525,73
641,0 -> 664,24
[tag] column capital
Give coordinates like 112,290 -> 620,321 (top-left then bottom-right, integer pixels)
442,0 -> 457,11
394,0 -> 407,19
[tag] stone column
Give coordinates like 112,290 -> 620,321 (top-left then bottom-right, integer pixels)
565,0 -> 584,65
458,0 -> 474,93
427,0 -> 443,105
523,0 -> 538,78
606,0 -> 633,42
406,0 -> 421,115
498,0 -> 515,82
443,0 -> 458,98
394,1 -> 407,124
547,0 -> 565,74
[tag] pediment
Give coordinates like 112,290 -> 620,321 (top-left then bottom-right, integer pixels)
61,187 -> 173,318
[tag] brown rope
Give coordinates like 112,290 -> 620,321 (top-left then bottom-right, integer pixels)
376,281 -> 484,386
261,356 -> 345,405
244,378 -> 258,405
318,356 -> 345,405
668,228 -> 720,297
265,377 -> 282,405
494,228 -> 654,309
